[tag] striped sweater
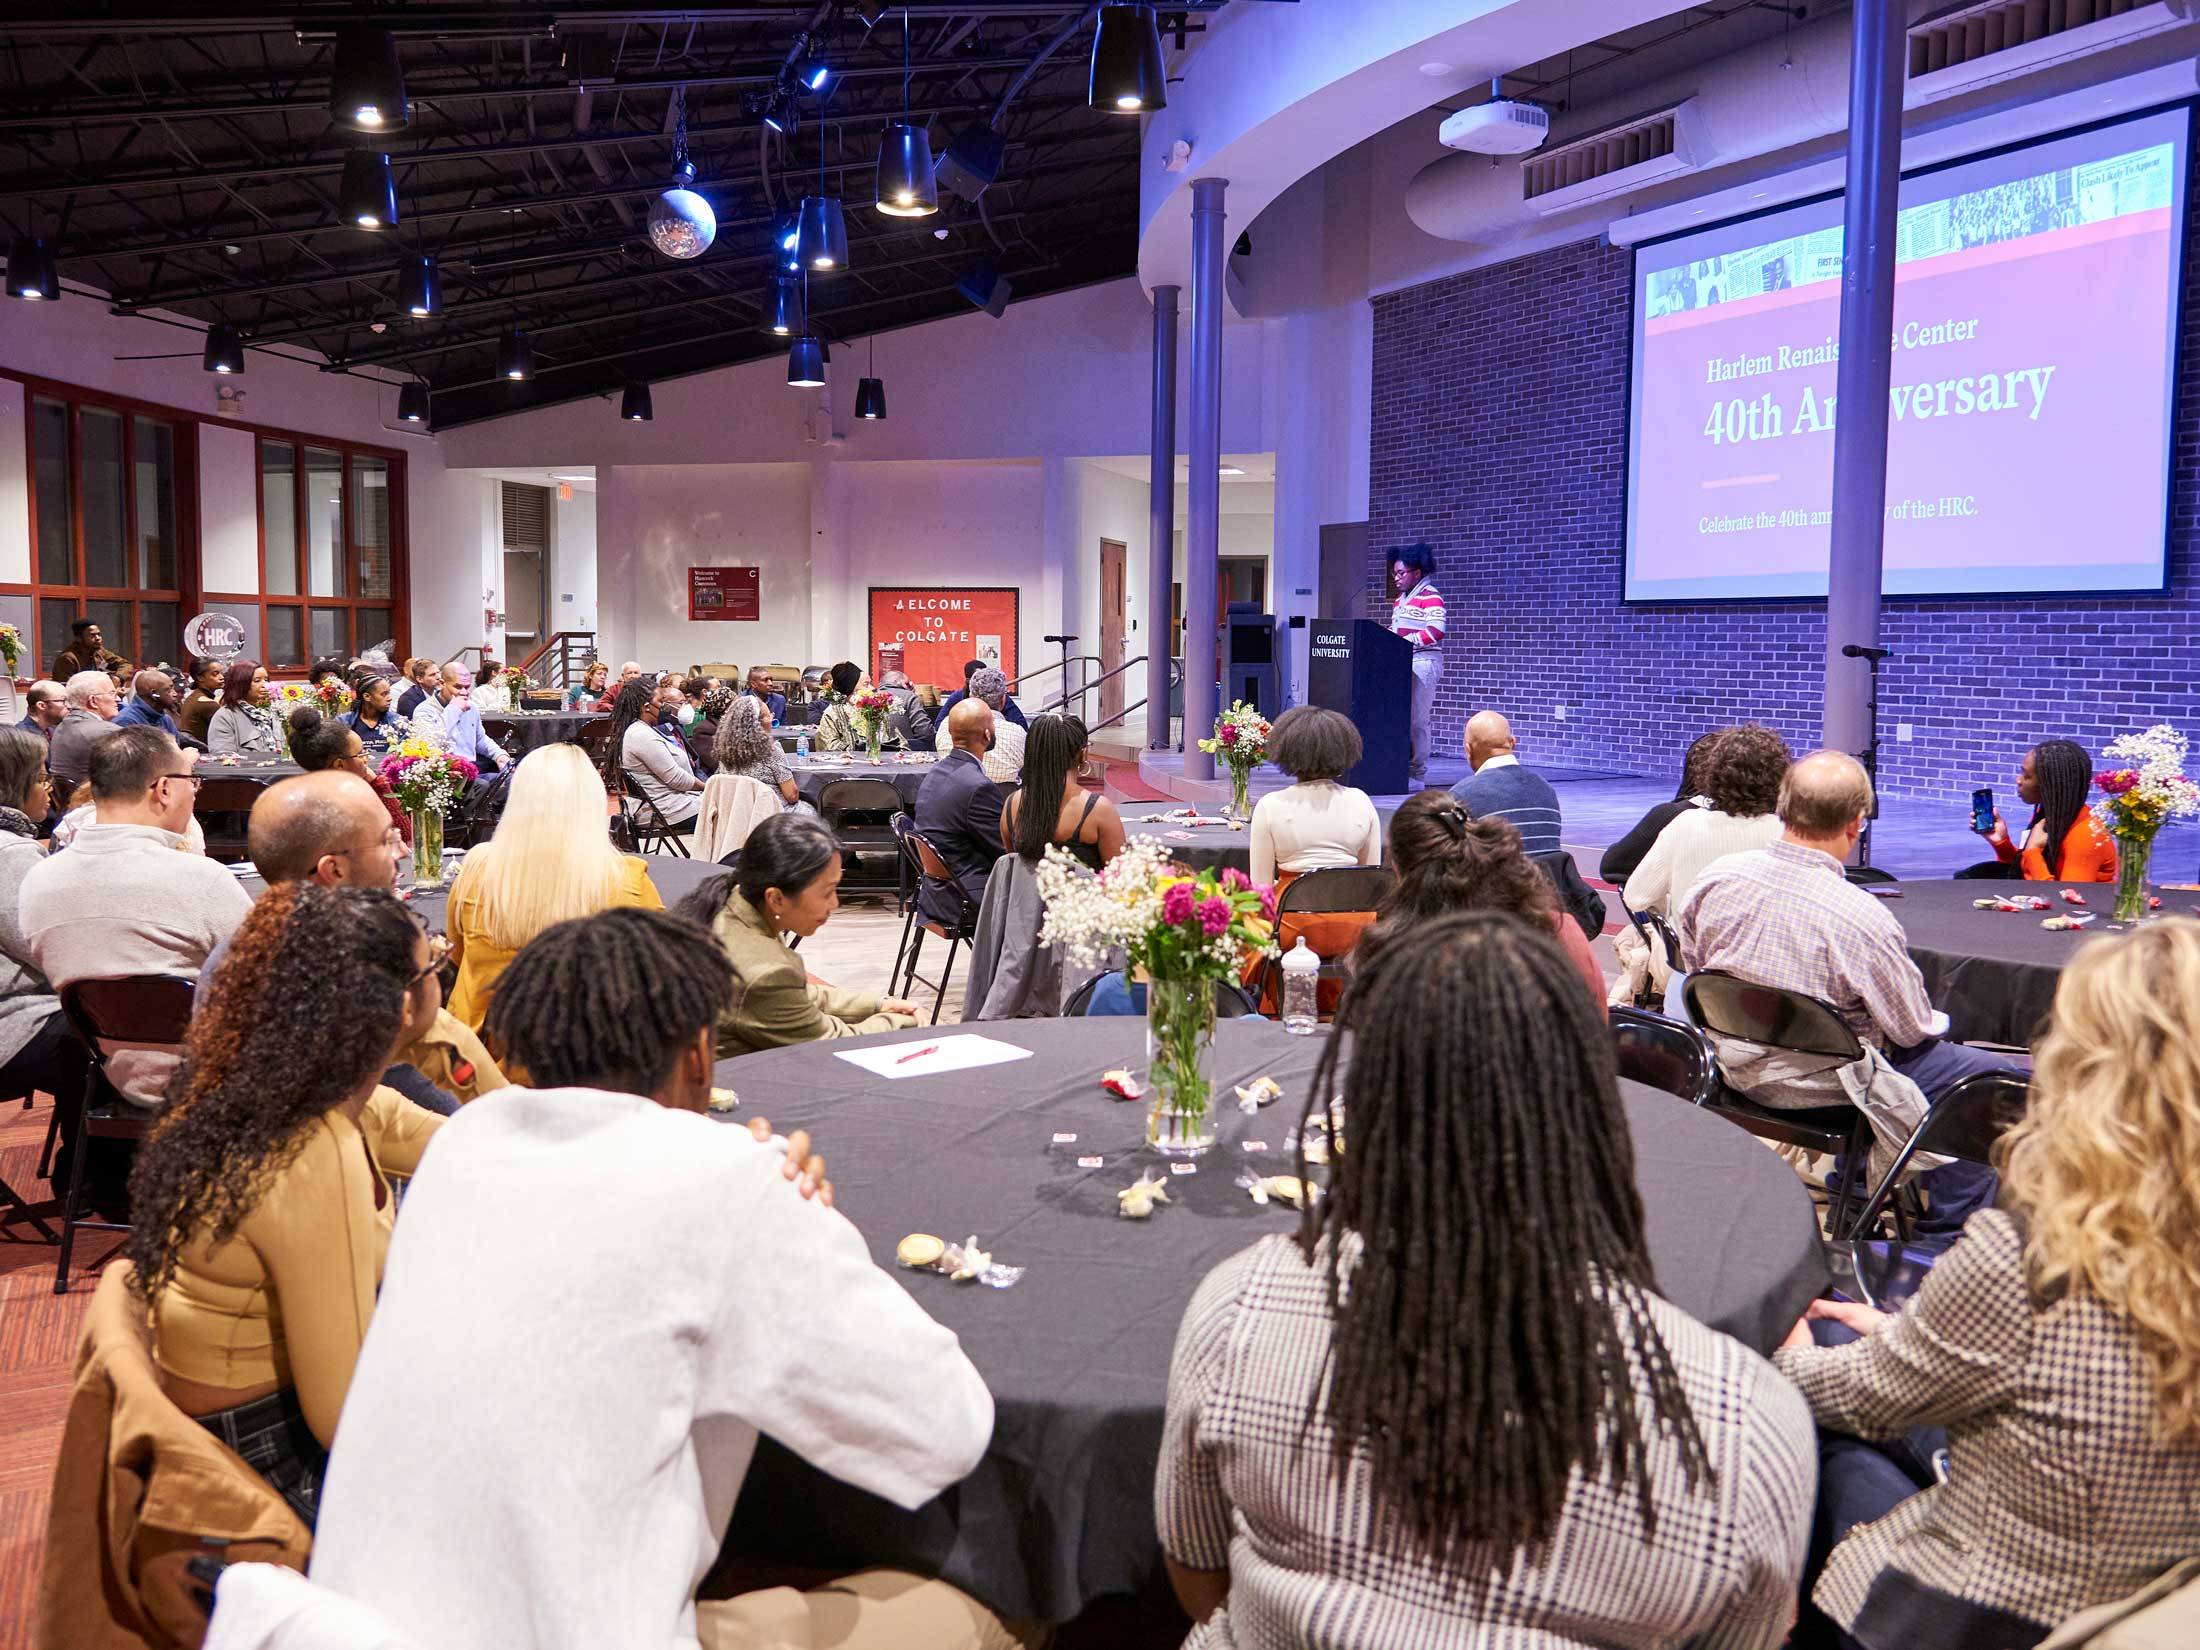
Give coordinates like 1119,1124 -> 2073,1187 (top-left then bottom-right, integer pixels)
1389,579 -> 1446,650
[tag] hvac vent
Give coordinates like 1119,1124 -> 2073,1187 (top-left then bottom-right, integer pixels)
1520,102 -> 1704,214
1907,0 -> 2192,96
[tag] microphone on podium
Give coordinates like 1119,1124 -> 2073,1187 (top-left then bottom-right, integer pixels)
1840,644 -> 1893,662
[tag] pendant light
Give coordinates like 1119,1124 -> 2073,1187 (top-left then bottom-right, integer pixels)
330,26 -> 410,132
787,334 -> 826,388
854,335 -> 886,421
339,151 -> 398,229
874,13 -> 938,218
397,252 -> 440,317
620,381 -> 654,421
397,381 -> 430,423
768,275 -> 806,337
1089,4 -> 1167,113
202,323 -> 246,375
5,235 -> 59,301
647,90 -> 717,259
797,101 -> 850,271
497,329 -> 533,381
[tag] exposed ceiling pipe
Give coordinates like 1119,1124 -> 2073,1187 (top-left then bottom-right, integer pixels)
973,4 -> 1100,253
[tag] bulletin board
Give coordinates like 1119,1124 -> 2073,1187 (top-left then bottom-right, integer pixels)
866,587 -> 1019,689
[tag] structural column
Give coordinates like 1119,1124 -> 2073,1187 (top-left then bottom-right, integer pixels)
1182,178 -> 1227,782
1820,0 -> 1905,762
1146,284 -> 1180,749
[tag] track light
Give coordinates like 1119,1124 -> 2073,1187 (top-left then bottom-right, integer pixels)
874,123 -> 939,217
5,236 -> 59,301
768,275 -> 806,337
497,329 -> 533,381
329,26 -> 410,132
1089,4 -> 1167,113
955,262 -> 1013,318
202,323 -> 245,374
797,196 -> 849,271
397,381 -> 430,423
787,335 -> 826,388
621,381 -> 654,421
397,253 -> 440,317
935,125 -> 1005,203
338,151 -> 398,229
793,58 -> 833,94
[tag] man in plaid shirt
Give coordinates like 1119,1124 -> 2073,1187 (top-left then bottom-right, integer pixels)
1677,750 -> 2005,1240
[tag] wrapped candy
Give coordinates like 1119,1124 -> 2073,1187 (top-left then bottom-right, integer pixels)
1240,1173 -> 1318,1208
941,1234 -> 1023,1288
1117,1173 -> 1171,1219
2060,889 -> 2089,906
706,1086 -> 740,1113
1100,1069 -> 1146,1101
2042,913 -> 2097,931
1234,1075 -> 1283,1112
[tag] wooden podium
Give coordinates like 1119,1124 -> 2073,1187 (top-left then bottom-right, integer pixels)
1307,619 -> 1411,795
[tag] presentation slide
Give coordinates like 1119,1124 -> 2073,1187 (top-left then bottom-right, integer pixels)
1625,107 -> 2188,601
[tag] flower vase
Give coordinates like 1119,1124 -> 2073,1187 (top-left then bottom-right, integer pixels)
1228,766 -> 1251,825
2113,835 -> 2152,923
1145,976 -> 1217,1157
409,807 -> 446,888
866,728 -> 883,762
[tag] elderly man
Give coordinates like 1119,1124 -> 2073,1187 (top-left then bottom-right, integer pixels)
880,670 -> 936,750
14,680 -> 65,743
411,663 -> 507,773
114,668 -> 181,737
744,666 -> 787,724
933,666 -> 1025,782
939,657 -> 1029,729
49,618 -> 128,684
1449,710 -> 1562,858
1676,749 -> 2004,1240
914,698 -> 1008,926
48,670 -> 124,798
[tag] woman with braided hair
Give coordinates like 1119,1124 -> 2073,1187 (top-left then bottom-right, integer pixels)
125,884 -> 447,1523
1157,912 -> 1815,1648
1974,737 -> 2115,882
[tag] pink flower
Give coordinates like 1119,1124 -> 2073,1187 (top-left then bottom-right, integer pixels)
1218,724 -> 1239,746
2096,770 -> 2139,796
1162,883 -> 1197,925
1198,896 -> 1232,936
1221,867 -> 1249,892
1258,886 -> 1278,921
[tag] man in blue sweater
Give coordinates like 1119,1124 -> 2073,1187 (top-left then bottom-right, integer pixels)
1449,710 -> 1562,858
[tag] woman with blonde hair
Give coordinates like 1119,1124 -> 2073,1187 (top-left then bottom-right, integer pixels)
442,744 -> 662,1031
1777,918 -> 2200,1650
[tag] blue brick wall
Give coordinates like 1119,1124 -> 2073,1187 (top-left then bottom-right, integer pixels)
1368,203 -> 2200,800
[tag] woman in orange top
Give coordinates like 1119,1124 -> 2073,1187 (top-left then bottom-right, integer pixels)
1977,738 -> 2116,882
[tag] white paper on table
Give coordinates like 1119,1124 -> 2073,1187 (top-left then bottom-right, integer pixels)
834,1034 -> 1035,1079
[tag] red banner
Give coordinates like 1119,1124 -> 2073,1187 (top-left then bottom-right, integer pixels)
687,566 -> 760,621
867,587 -> 1018,690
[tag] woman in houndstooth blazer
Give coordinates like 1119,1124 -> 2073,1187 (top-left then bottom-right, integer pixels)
1776,919 -> 2200,1650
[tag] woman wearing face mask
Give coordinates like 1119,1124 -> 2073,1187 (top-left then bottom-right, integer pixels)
612,679 -> 703,830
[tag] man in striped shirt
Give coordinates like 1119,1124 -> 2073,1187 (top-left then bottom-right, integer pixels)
1387,543 -> 1444,779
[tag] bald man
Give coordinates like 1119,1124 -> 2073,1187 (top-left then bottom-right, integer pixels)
114,668 -> 181,738
913,698 -> 1006,926
1449,710 -> 1562,858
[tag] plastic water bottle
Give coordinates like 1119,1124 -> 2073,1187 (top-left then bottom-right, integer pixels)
795,727 -> 810,761
1281,937 -> 1320,1035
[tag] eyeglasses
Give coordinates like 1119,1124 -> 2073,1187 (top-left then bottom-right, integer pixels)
153,771 -> 204,791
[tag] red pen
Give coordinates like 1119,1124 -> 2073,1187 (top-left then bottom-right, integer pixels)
895,1044 -> 940,1065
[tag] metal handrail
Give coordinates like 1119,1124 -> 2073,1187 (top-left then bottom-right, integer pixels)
1064,655 -> 1181,736
1009,653 -> 1100,695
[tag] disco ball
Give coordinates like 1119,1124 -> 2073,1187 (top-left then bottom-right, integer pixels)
648,187 -> 717,259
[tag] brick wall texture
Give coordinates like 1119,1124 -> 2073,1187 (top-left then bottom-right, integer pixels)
1367,202 -> 2200,800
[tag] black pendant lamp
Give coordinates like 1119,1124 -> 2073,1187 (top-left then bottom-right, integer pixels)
797,196 -> 849,271
397,381 -> 430,423
497,329 -> 533,381
339,151 -> 398,229
787,335 -> 826,388
202,323 -> 246,374
397,253 -> 440,316
1089,4 -> 1167,113
854,335 -> 886,420
768,275 -> 806,337
621,381 -> 654,421
874,18 -> 938,217
330,26 -> 410,132
5,235 -> 59,301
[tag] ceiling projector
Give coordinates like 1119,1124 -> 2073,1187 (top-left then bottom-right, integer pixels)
1438,99 -> 1550,156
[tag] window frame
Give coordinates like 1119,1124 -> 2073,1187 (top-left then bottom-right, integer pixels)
252,437 -> 409,669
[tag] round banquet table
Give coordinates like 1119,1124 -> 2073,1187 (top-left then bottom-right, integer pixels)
482,710 -> 601,756
789,752 -> 937,813
710,1016 -> 1828,1622
193,756 -> 304,786
237,851 -> 722,931
1889,877 -> 2121,1046
1121,811 -> 1251,875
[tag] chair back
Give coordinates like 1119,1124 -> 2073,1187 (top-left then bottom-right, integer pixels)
694,774 -> 780,863
1067,973 -> 1259,1018
1845,865 -> 1900,886
1275,865 -> 1395,914
1682,969 -> 1863,1061
1265,866 -> 1392,1016
577,717 -> 617,765
193,777 -> 268,863
195,777 -> 270,814
61,976 -> 197,1061
909,830 -> 959,889
1611,1007 -> 1718,1105
1912,1069 -> 2028,1164
1637,908 -> 1682,970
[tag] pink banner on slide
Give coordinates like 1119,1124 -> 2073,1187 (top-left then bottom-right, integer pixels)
1633,208 -> 2173,585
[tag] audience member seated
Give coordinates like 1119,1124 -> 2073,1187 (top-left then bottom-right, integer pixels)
934,666 -> 1025,782
342,670 -> 404,761
49,670 -> 123,795
713,693 -> 805,811
410,663 -> 508,774
469,657 -> 511,714
566,660 -> 609,712
114,668 -> 181,737
1599,729 -> 1725,885
1449,709 -> 1562,857
682,812 -> 916,1053
126,884 -> 445,1525
394,656 -> 436,720
744,665 -> 787,724
812,661 -> 877,752
596,659 -> 644,716
916,699 -> 1008,926
614,677 -> 702,828
51,617 -> 127,683
940,656 -> 1030,729
1158,911 -> 1811,1650
0,729 -> 89,1175
15,679 -> 65,743
880,669 -> 936,749
24,728 -> 251,1105
1970,737 -> 2116,884
1358,791 -> 1605,1012
206,660 -> 281,757
308,906 -> 1004,1650
1002,713 -> 1124,870
1676,750 -> 2006,1242
286,706 -> 410,845
1777,920 -> 2200,1650
445,745 -> 662,1033
1248,705 -> 1381,889
177,656 -> 224,744
686,681 -> 733,771
1624,724 -> 1791,918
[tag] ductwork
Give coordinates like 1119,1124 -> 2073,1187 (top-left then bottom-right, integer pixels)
1406,0 -> 2200,250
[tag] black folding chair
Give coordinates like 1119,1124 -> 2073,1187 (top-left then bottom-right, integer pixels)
1064,972 -> 1258,1018
618,773 -> 693,857
1681,969 -> 1878,1239
1258,864 -> 1395,1016
817,779 -> 904,892
1845,865 -> 1901,886
892,824 -> 981,1025
54,976 -> 197,1294
1610,1006 -> 1719,1105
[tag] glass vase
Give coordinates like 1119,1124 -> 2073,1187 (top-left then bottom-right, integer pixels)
1228,766 -> 1251,825
2113,834 -> 2152,923
866,727 -> 883,762
1145,975 -> 1217,1157
409,806 -> 446,888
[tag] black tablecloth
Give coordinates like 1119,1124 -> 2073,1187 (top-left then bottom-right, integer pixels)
240,852 -> 722,931
194,756 -> 303,786
790,755 -> 937,813
712,1017 -> 1826,1621
1890,877 -> 2117,1046
482,710 -> 601,756
1121,814 -> 1250,874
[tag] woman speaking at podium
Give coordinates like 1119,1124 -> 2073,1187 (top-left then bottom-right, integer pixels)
1389,542 -> 1446,781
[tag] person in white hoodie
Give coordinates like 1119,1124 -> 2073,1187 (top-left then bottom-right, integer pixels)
310,906 -> 1015,1650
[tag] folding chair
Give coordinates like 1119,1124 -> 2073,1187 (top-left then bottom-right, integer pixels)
1065,972 -> 1258,1018
194,776 -> 270,864
618,773 -> 693,857
576,717 -> 618,769
1257,865 -> 1394,1017
891,822 -> 981,1025
1680,968 -> 1878,1239
816,779 -> 904,892
1628,907 -> 1684,1011
54,976 -> 197,1293
1610,1006 -> 1719,1105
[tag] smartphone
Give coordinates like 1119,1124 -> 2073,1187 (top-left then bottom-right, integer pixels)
1971,787 -> 1995,834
